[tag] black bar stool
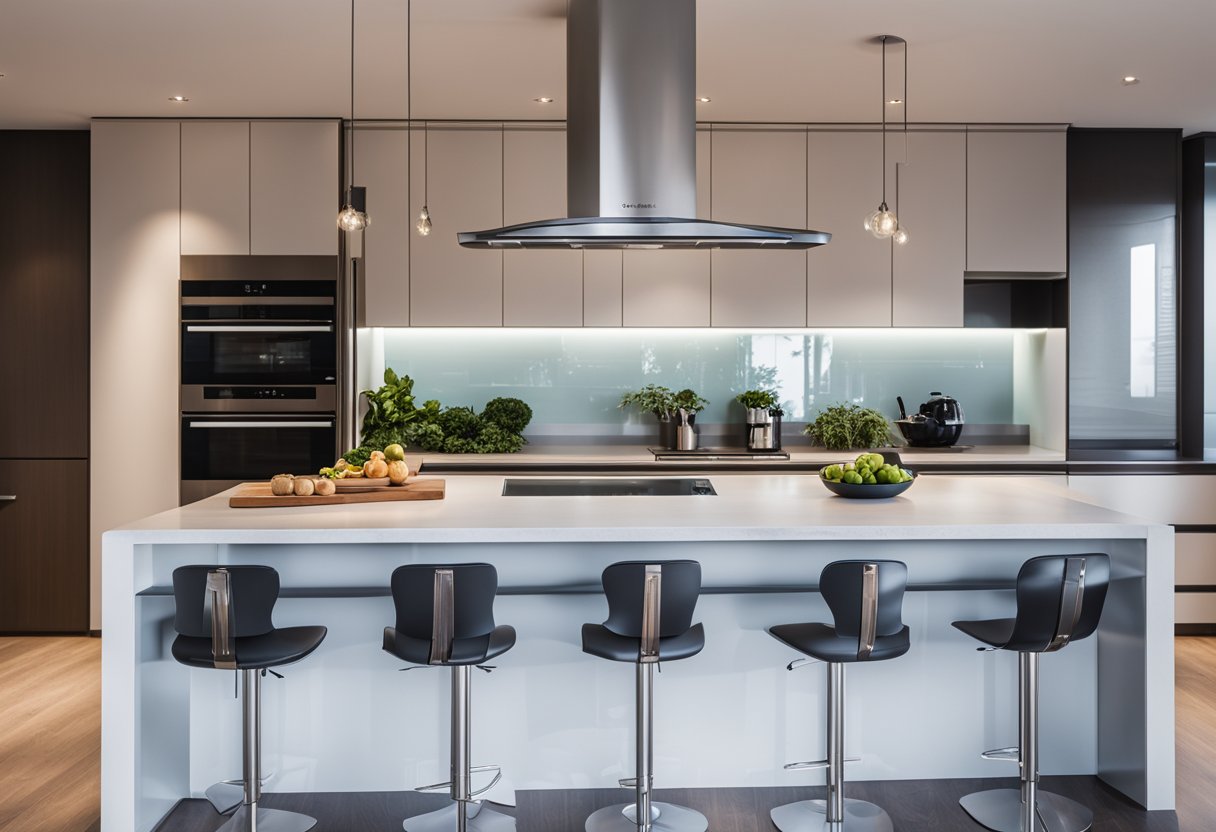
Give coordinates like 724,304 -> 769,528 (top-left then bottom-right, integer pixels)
953,553 -> 1110,832
767,560 -> 910,832
581,560 -> 707,832
384,563 -> 517,832
171,565 -> 327,832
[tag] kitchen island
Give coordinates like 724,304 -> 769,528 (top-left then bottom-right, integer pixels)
101,474 -> 1174,831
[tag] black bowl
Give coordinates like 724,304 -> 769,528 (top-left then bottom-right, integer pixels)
820,472 -> 916,499
895,419 -> 963,448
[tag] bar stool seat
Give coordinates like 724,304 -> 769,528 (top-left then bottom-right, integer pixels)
383,626 -> 516,666
769,622 -> 910,663
172,626 -> 327,669
951,618 -> 1017,648
580,622 -> 705,663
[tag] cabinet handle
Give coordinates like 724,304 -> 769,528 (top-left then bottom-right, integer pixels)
0,495 -> 15,502
187,421 -> 333,429
186,325 -> 333,333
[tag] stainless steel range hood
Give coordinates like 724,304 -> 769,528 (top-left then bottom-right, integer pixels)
458,0 -> 831,251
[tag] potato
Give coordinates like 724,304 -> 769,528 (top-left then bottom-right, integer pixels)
293,477 -> 315,497
270,474 -> 295,496
313,477 -> 336,496
364,458 -> 388,479
386,459 -> 409,485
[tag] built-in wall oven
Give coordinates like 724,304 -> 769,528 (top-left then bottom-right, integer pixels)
180,256 -> 340,504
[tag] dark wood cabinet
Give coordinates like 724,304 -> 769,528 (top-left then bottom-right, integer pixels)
0,460 -> 89,633
0,131 -> 90,459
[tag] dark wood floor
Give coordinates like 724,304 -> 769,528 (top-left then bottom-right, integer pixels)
155,775 -> 1176,832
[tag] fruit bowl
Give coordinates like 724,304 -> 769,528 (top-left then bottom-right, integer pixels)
820,475 -> 914,499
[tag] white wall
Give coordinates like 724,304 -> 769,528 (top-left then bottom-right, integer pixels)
1013,328 -> 1068,452
90,120 -> 183,630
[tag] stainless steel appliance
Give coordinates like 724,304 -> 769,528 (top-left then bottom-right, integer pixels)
895,393 -> 966,447
180,256 -> 339,503
745,408 -> 783,452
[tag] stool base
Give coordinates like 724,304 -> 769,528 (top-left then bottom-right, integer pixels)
216,805 -> 316,832
770,798 -> 893,832
959,788 -> 1093,832
404,801 -> 515,832
586,801 -> 708,832
205,781 -> 244,815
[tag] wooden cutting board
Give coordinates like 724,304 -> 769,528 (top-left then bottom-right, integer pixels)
229,478 -> 445,508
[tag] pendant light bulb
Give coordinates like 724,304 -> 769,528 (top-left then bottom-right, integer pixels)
338,204 -> 370,232
416,205 -> 432,236
893,225 -> 910,246
868,204 -> 898,239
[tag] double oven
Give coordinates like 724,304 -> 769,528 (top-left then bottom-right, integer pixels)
180,256 -> 341,504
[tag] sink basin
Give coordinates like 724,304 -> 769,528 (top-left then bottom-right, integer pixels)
501,477 -> 716,497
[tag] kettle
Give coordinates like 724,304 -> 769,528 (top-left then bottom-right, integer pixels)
919,392 -> 965,425
895,392 -> 965,447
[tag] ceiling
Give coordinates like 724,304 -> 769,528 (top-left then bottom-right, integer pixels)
1,0 -> 1214,134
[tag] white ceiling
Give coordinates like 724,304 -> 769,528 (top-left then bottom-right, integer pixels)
1,0 -> 1214,133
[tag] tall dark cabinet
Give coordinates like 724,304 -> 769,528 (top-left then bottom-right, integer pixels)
0,131 -> 90,632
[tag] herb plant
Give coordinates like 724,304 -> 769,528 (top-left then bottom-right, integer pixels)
672,388 -> 709,414
804,403 -> 893,451
619,385 -> 677,419
481,397 -> 533,434
736,389 -> 779,411
359,368 -> 421,450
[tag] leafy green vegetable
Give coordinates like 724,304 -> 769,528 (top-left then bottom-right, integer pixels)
341,446 -> 373,467
474,423 -> 525,454
359,368 -> 422,449
736,389 -> 779,410
804,403 -> 893,451
481,397 -> 533,434
406,421 -> 445,452
437,406 -> 481,440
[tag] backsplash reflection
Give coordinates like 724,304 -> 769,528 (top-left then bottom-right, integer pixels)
361,329 -> 1035,435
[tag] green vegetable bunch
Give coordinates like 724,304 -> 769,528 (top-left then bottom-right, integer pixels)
804,403 -> 893,451
359,368 -> 421,450
736,389 -> 779,411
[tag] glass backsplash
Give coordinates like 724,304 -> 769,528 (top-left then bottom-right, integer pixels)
360,328 -> 1041,440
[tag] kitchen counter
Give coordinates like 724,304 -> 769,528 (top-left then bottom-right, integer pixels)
102,474 -> 1174,831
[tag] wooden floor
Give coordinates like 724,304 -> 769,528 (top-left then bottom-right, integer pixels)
4,636 -> 1216,831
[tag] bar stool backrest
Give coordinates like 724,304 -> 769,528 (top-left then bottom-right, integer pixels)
600,560 -> 701,641
820,560 -> 908,659
390,563 -> 500,664
172,565 -> 278,639
1009,553 -> 1110,653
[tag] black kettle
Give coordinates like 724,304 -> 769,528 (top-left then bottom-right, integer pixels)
895,392 -> 965,447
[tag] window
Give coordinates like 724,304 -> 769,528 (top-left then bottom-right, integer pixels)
1129,243 -> 1157,398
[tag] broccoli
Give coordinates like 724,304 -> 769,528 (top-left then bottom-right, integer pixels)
437,406 -> 481,440
406,422 -> 446,452
480,397 -> 533,435
474,423 -> 525,454
443,435 -> 476,454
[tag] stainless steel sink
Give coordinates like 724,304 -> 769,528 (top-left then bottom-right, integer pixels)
501,478 -> 716,497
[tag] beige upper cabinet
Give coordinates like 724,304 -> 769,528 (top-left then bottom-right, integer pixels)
621,130 -> 711,327
355,127 -> 409,327
966,129 -> 1067,274
502,127 -> 583,326
409,126 -> 504,326
180,122 -> 250,255
709,127 -> 807,327
250,121 -> 339,256
807,130 -> 892,327
891,130 -> 966,326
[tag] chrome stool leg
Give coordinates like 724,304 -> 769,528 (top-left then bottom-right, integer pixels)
216,669 -> 316,832
586,662 -> 708,832
959,653 -> 1093,832
770,663 -> 894,832
404,665 -> 515,832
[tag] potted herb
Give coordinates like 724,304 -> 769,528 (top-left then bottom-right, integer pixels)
619,385 -> 709,450
804,403 -> 894,451
737,389 -> 783,451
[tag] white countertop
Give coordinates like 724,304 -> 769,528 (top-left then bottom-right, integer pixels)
417,443 -> 1066,467
106,472 -> 1159,545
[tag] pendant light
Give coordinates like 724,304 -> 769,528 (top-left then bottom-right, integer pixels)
863,35 -> 907,243
337,0 -> 370,232
409,1 -> 432,237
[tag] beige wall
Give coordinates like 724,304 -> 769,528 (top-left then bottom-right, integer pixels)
90,120 -> 182,630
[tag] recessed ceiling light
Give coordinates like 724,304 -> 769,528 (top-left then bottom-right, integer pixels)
886,98 -> 903,105
696,96 -> 711,103
169,95 -> 189,102
533,96 -> 554,104
1122,76 -> 1140,86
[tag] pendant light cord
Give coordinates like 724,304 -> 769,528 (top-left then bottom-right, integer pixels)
349,0 -> 355,195
880,35 -> 887,206
407,0 -> 411,204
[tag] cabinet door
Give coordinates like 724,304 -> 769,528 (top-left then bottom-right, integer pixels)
0,131 -> 90,457
710,128 -> 807,327
502,127 -> 583,326
0,461 -> 89,632
410,127 -> 504,326
181,121 -> 250,255
967,130 -> 1067,274
807,130 -> 892,327
891,131 -> 966,326
355,127 -> 409,326
250,121 -> 339,256
622,130 -> 711,327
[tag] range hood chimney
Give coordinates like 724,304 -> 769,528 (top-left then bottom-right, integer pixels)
458,0 -> 831,250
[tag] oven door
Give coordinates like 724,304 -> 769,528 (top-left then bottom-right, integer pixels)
181,322 -> 337,386
180,414 -> 337,502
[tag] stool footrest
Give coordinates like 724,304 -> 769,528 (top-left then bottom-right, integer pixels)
783,756 -> 858,771
415,764 -> 503,797
981,747 -> 1020,761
